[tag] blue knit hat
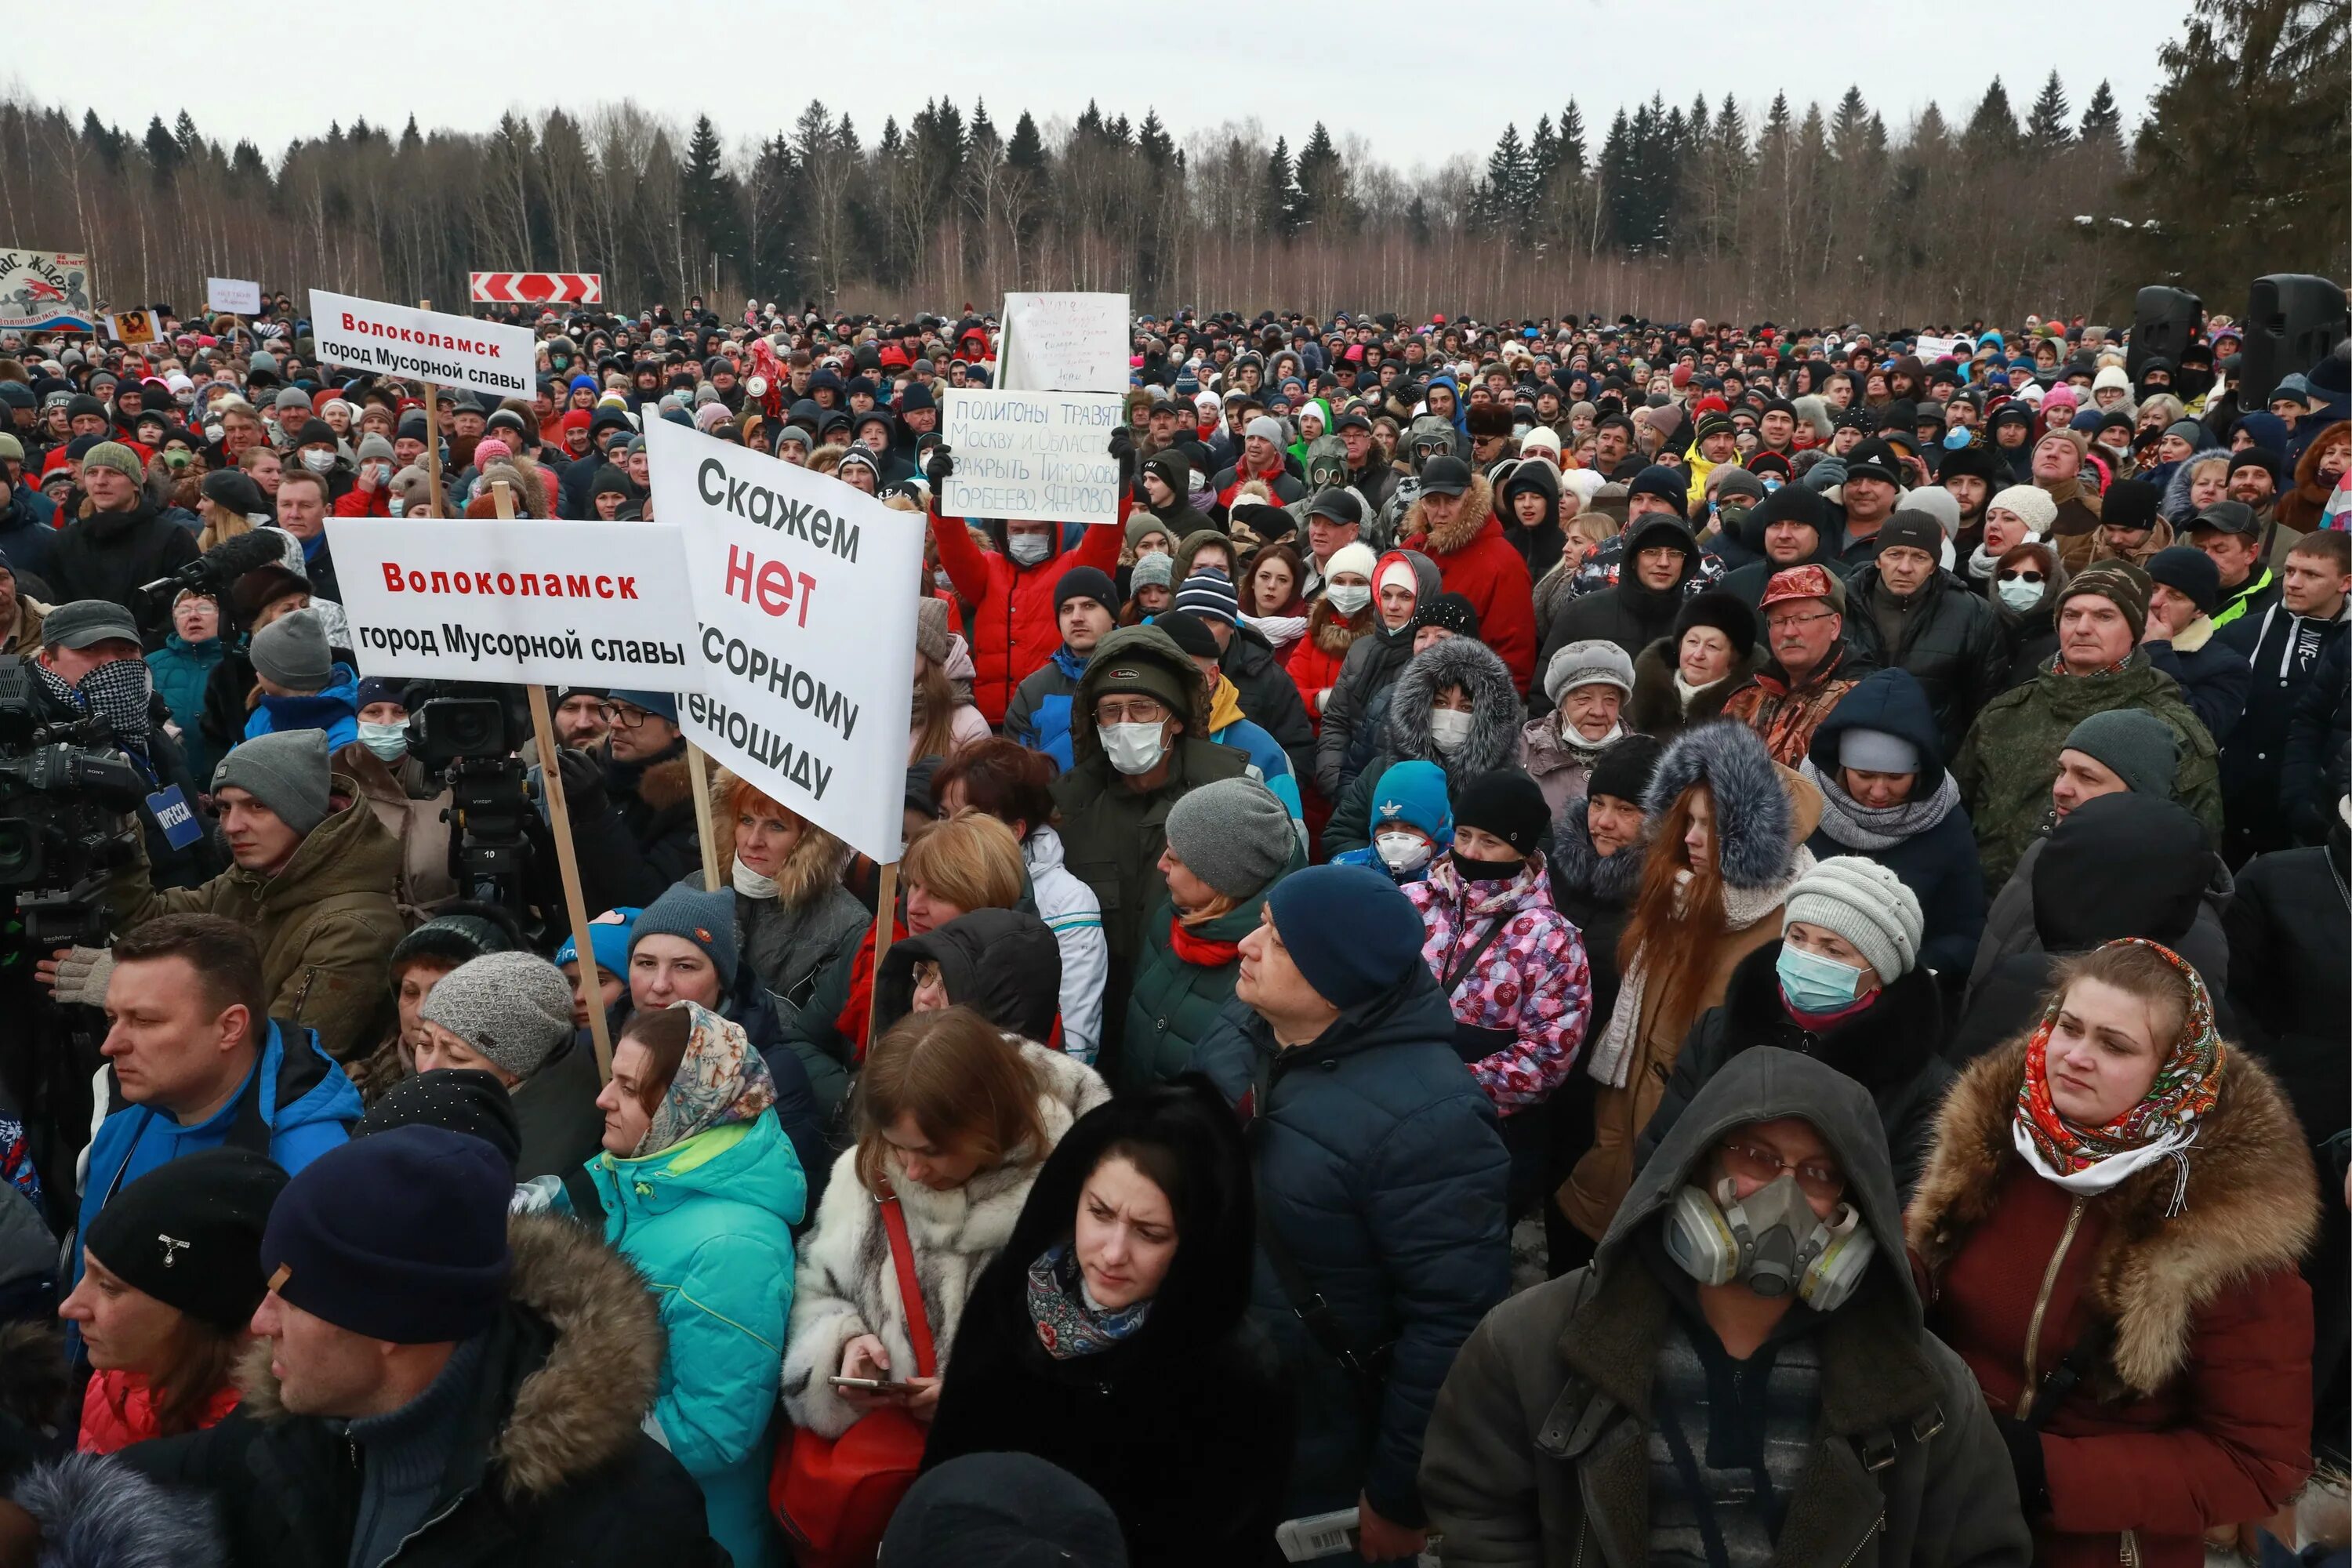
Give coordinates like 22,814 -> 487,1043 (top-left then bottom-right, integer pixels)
259,1125 -> 512,1345
607,688 -> 679,725
1369,760 -> 1454,844
630,884 -> 738,991
554,905 -> 642,978
1263,865 -> 1427,1009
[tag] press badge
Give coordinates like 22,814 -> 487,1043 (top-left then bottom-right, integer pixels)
146,785 -> 203,851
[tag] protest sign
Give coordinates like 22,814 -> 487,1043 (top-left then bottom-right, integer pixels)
103,310 -> 160,347
0,250 -> 93,332
325,516 -> 702,688
206,277 -> 262,314
938,388 -> 1124,526
308,289 -> 535,401
644,418 -> 921,866
1914,335 -> 1968,362
996,292 -> 1130,393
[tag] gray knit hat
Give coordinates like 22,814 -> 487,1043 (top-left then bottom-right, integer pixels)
212,728 -> 332,834
1542,638 -> 1636,707
915,597 -> 952,666
2061,710 -> 2178,800
1131,553 -> 1175,592
419,953 -> 575,1080
250,608 -> 334,690
355,431 -> 397,466
1164,776 -> 1294,901
630,883 -> 739,992
79,440 -> 145,485
1784,856 -> 1922,982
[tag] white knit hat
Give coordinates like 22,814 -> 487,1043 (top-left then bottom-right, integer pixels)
1987,484 -> 2058,535
2092,364 -> 2132,394
1784,857 -> 1922,982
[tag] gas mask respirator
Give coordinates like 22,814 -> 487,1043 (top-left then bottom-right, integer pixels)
1664,1172 -> 1875,1311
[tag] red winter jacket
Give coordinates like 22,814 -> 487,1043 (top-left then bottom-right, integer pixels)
1422,514 -> 1537,695
79,1367 -> 241,1454
1284,601 -> 1370,735
930,501 -> 1127,725
332,481 -> 391,517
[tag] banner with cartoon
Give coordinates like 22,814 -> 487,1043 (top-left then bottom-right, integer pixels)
0,251 -> 94,332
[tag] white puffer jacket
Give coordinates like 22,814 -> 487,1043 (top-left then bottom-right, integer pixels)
779,1037 -> 1109,1437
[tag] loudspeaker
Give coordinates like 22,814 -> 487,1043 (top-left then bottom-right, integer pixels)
2127,286 -> 2204,383
2238,274 -> 2350,408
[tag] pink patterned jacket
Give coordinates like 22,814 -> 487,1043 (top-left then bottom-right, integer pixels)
1404,855 -> 1592,1112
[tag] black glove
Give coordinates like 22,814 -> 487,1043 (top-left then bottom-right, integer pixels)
1991,1414 -> 2049,1514
1116,444 -> 1136,488
924,444 -> 955,489
554,744 -> 608,818
1106,424 -> 1134,459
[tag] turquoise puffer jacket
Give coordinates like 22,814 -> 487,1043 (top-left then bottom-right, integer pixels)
590,1109 -> 806,1568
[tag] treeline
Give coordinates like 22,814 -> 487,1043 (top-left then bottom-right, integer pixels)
0,0 -> 2339,327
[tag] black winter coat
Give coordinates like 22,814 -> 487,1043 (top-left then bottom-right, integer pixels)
1534,577 -> 1686,704
924,1083 -> 1293,1567
1219,621 -> 1315,782
2218,602 -> 2349,858
2281,633 -> 2349,844
1190,971 -> 1509,1528
1640,945 -> 1955,1201
2222,832 -> 2351,1148
1842,565 -> 2008,757
2144,621 -> 2252,748
568,741 -> 702,915
44,498 -> 198,646
1545,798 -> 1643,1029
122,1216 -> 728,1568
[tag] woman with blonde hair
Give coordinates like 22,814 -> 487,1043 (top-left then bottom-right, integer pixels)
1910,938 -> 2318,1568
781,1004 -> 1108,1439
1555,720 -> 1819,1270
703,768 -> 867,1040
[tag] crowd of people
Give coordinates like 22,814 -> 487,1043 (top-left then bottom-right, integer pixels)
0,287 -> 2343,1568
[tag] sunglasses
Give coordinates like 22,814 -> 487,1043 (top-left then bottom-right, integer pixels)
1996,568 -> 2046,583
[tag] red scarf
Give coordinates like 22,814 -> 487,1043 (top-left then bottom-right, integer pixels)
1167,915 -> 1240,967
2014,938 -> 2224,1175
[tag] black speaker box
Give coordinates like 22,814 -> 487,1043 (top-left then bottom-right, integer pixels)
2238,274 -> 2349,407
2128,286 -> 2204,382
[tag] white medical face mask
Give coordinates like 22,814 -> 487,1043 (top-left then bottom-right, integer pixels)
300,448 -> 336,474
1374,830 -> 1432,873
357,720 -> 408,762
1997,576 -> 2045,612
1007,532 -> 1051,565
1326,583 -> 1370,615
1099,721 -> 1167,775
1428,706 -> 1473,754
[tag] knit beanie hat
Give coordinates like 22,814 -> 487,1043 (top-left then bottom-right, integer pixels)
1263,865 -> 1428,1009
249,608 -> 334,689
1587,733 -> 1668,806
1987,484 -> 2058,535
1542,638 -> 1636,707
554,906 -> 642,978
1164,776 -> 1295,900
2061,710 -> 2179,799
630,882 -> 740,992
260,1125 -> 512,1345
1324,541 -> 1379,583
1783,856 -> 1922,982
2057,560 -> 2151,641
1453,769 -> 1551,857
1130,553 -> 1176,592
355,1069 -> 524,1174
1125,513 -> 1175,552
419,952 -> 575,1080
78,440 -> 144,485
84,1148 -> 287,1333
2145,544 -> 2220,617
1368,759 -> 1454,842
1245,415 -> 1284,448
1054,565 -> 1117,615
2102,477 -> 2162,532
390,909 -> 521,974
1174,569 -> 1240,626
914,596 -> 952,666
212,728 -> 332,835
1673,590 -> 1760,660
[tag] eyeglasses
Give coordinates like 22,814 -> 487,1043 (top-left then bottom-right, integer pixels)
597,702 -> 652,728
1094,697 -> 1168,726
1719,1138 -> 1846,1203
1995,569 -> 2046,584
1764,609 -> 1838,632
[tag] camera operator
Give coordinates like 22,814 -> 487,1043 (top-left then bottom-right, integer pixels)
26,601 -> 220,891
42,728 -> 405,1065
550,689 -> 700,916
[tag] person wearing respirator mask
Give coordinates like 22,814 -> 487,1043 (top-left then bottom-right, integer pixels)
1327,757 -> 1452,884
1421,1047 -> 2028,1568
1327,630 -> 1516,860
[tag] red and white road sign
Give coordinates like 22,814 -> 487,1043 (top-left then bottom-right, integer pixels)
469,271 -> 603,305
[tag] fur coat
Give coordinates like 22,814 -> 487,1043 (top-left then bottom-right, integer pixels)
780,1039 -> 1110,1438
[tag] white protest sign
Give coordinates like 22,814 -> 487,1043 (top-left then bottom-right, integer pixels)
207,277 -> 262,314
1913,335 -> 1965,362
308,289 -> 535,401
644,419 -> 921,865
997,292 -> 1130,393
325,517 -> 702,688
939,388 -> 1124,527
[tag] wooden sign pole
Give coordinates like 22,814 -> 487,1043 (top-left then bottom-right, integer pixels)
496,478 -> 615,1083
685,743 -> 722,892
864,862 -> 899,1058
419,299 -> 443,519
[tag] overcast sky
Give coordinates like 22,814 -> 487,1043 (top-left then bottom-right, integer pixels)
9,1 -> 2176,174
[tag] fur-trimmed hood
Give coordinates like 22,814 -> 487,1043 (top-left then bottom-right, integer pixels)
1642,720 -> 1822,889
1403,471 -> 1497,557
9,1452 -> 225,1568
1549,788 -> 1650,904
703,765 -> 855,908
1067,623 -> 1217,772
1907,1034 -> 2322,1397
234,1213 -> 668,1500
1382,635 -> 1523,774
622,749 -> 694,814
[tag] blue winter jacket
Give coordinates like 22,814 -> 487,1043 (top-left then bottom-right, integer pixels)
244,661 -> 360,750
147,633 -> 227,783
1189,967 -> 1508,1528
1007,644 -> 1087,770
590,1110 -> 804,1568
